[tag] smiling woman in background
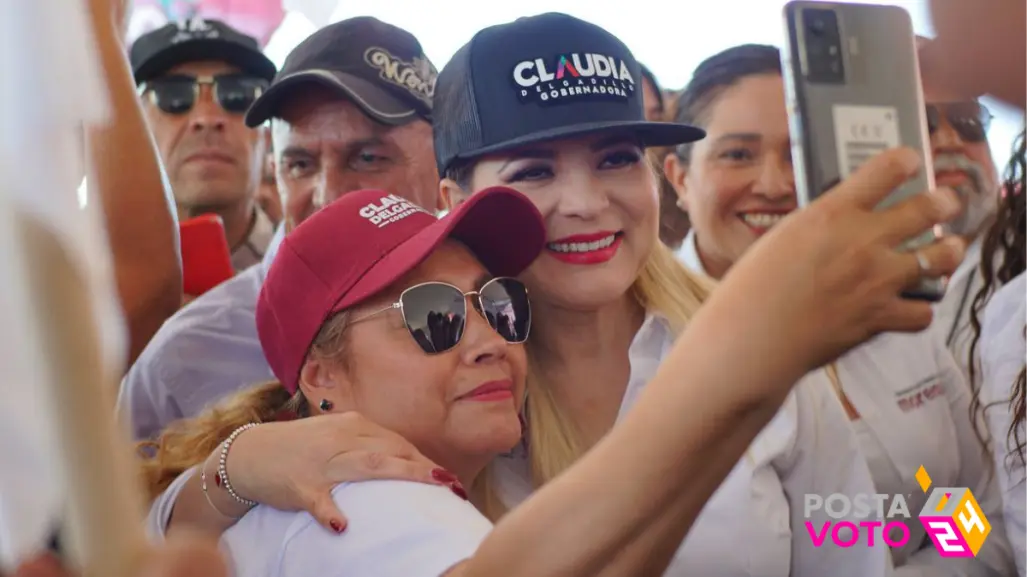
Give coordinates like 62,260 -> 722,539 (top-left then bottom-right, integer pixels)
664,43 -> 1014,576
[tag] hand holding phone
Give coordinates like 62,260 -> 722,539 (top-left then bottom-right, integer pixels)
179,215 -> 234,298
781,1 -> 946,301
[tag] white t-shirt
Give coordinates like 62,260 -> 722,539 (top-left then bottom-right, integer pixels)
220,480 -> 491,577
979,272 -> 1027,577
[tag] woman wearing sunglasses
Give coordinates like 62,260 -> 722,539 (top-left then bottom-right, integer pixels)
142,13 -> 965,576
662,44 -> 1013,575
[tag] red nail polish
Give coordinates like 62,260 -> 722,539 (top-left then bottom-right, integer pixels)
450,482 -> 468,501
431,468 -> 458,484
329,519 -> 345,533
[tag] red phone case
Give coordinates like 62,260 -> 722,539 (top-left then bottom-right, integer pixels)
180,215 -> 234,297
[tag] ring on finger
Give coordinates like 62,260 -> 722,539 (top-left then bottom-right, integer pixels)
914,250 -> 931,277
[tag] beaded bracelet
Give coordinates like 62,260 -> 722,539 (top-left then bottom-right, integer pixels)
215,423 -> 260,507
200,455 -> 240,520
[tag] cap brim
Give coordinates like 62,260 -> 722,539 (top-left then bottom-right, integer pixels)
133,38 -> 277,84
336,187 -> 545,312
244,69 -> 420,128
442,120 -> 706,172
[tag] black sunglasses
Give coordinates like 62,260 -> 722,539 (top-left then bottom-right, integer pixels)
141,73 -> 269,115
352,277 -> 531,354
926,101 -> 993,143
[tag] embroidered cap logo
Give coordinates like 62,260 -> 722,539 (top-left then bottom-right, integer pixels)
357,194 -> 431,228
511,52 -> 636,105
915,466 -> 991,558
363,47 -> 437,105
171,18 -> 219,44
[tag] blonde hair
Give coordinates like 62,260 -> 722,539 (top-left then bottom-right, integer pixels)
476,201 -> 716,520
526,245 -> 712,477
137,312 -> 351,501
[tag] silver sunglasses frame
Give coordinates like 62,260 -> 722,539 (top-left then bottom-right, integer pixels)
350,276 -> 531,353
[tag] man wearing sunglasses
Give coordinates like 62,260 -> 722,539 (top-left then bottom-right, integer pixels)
920,37 -> 1003,376
119,17 -> 442,441
130,18 -> 278,272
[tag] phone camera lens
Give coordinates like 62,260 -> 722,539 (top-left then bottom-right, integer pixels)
809,17 -> 827,36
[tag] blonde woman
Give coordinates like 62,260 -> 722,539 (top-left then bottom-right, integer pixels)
144,13 -> 964,577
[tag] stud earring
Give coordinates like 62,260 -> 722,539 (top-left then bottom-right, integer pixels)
676,197 -> 688,211
318,398 -> 334,412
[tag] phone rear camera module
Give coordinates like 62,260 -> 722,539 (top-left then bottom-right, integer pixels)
802,8 -> 845,84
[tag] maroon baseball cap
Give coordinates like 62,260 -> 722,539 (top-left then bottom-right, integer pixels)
256,187 -> 546,393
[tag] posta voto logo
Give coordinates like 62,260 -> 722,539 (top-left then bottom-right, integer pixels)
803,465 -> 991,557
915,466 -> 991,557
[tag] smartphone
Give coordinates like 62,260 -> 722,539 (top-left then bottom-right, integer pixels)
781,1 -> 945,301
180,215 -> 234,297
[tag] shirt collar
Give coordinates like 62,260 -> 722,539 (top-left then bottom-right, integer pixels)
258,223 -> 286,281
249,207 -> 276,252
615,311 -> 674,423
632,312 -> 673,352
951,235 -> 984,285
675,229 -> 708,276
230,207 -> 277,272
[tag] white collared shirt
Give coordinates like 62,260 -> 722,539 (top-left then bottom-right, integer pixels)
494,314 -> 889,577
676,231 -> 1016,575
835,332 -> 1015,576
934,237 -> 984,380
675,229 -> 704,274
978,272 -> 1026,577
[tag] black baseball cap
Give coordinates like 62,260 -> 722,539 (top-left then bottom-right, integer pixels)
130,19 -> 277,85
433,13 -> 706,174
244,17 -> 436,128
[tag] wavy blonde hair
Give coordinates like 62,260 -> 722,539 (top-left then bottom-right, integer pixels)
137,312 -> 352,501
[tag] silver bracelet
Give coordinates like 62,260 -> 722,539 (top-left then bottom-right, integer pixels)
216,423 -> 260,507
